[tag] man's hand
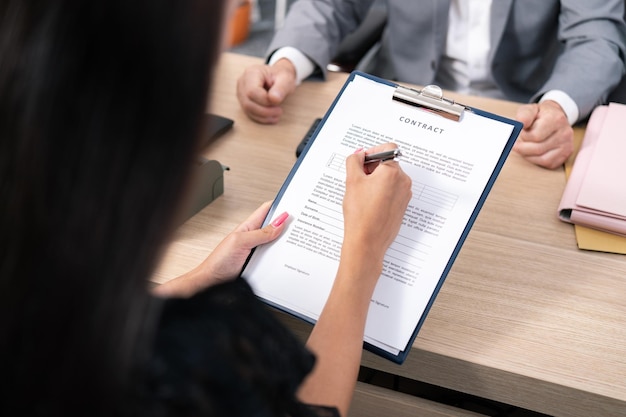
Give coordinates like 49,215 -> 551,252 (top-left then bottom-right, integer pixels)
513,100 -> 574,169
236,58 -> 298,124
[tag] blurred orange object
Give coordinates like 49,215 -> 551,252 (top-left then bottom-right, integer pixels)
228,1 -> 251,47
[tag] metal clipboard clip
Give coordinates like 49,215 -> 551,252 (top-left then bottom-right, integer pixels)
392,84 -> 466,122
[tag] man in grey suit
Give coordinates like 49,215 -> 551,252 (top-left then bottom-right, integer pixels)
236,0 -> 626,169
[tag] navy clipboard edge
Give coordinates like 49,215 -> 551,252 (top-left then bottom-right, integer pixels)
240,71 -> 523,364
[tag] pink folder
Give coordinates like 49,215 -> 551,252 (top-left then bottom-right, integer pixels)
558,103 -> 626,237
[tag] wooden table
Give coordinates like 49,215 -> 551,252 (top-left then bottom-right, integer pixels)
153,52 -> 626,417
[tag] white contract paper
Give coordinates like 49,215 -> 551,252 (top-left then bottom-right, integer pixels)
242,73 -> 520,363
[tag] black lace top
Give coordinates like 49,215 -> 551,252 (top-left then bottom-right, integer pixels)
132,278 -> 340,417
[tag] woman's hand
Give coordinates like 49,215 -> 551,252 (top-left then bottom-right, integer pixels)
298,143 -> 412,415
342,144 -> 413,271
153,201 -> 288,298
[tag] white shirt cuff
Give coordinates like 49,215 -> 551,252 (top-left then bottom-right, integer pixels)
268,46 -> 316,85
539,90 -> 579,125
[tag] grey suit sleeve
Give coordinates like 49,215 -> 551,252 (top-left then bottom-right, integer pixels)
532,0 -> 626,122
266,0 -> 376,78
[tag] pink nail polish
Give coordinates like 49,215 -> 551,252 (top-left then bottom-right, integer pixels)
353,147 -> 364,154
271,211 -> 289,227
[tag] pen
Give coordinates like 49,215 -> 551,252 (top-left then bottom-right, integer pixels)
364,149 -> 403,164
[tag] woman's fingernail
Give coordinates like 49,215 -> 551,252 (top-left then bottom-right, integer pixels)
353,147 -> 364,154
271,211 -> 289,227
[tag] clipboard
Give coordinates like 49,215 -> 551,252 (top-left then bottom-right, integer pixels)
241,71 -> 522,364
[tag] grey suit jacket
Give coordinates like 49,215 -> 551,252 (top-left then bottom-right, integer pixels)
268,0 -> 626,122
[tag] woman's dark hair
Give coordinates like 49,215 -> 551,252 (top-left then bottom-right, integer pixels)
0,0 -> 226,414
